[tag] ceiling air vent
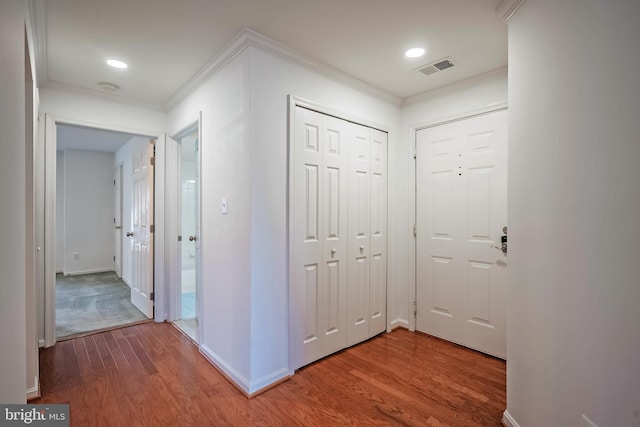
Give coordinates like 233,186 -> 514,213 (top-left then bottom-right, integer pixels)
98,82 -> 120,93
417,58 -> 455,76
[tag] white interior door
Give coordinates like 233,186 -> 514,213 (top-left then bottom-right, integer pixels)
346,123 -> 371,346
129,139 -> 155,318
114,164 -> 123,278
416,109 -> 507,359
368,128 -> 388,337
179,128 -> 199,320
292,107 -> 349,368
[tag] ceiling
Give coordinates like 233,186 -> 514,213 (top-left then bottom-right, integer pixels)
39,0 -> 508,111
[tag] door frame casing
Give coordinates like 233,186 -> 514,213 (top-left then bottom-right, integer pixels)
40,113 -> 165,347
167,112 -> 203,343
114,162 -> 123,277
408,102 -> 508,332
286,95 -> 392,374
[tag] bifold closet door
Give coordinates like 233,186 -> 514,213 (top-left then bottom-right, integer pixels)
368,128 -> 388,337
346,125 -> 388,346
292,107 -> 348,369
292,106 -> 388,369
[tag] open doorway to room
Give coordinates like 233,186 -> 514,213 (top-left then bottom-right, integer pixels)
53,123 -> 154,340
171,121 -> 201,343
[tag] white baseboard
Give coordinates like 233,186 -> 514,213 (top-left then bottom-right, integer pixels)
503,410 -> 521,427
200,344 -> 251,394
63,267 -> 114,276
26,376 -> 40,400
248,367 -> 290,395
390,318 -> 410,330
38,339 -> 45,348
199,345 -> 290,397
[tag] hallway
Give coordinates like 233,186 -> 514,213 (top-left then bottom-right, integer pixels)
34,323 -> 506,426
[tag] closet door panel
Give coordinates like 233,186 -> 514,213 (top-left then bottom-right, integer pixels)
369,129 -> 387,336
293,107 -> 324,368
347,124 -> 371,346
321,116 -> 348,355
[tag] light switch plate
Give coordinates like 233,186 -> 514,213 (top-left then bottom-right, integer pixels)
221,197 -> 228,214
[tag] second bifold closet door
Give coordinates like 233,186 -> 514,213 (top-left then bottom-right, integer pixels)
292,106 -> 387,369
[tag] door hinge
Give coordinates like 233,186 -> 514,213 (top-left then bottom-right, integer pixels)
413,224 -> 417,238
150,224 -> 155,233
113,255 -> 115,261
150,292 -> 155,301
114,179 -> 116,185
413,301 -> 417,317
150,157 -> 155,166
178,235 -> 182,242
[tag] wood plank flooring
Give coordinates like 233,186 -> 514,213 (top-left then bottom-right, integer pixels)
34,323 -> 506,426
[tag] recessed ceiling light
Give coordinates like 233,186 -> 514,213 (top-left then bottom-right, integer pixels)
106,59 -> 128,69
405,48 -> 425,58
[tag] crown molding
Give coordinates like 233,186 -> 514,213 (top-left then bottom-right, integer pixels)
30,0 -> 47,86
42,81 -> 166,112
495,0 -> 527,21
165,28 -> 401,110
402,66 -> 508,108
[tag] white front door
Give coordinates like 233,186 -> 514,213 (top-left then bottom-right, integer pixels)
129,139 -> 155,318
416,109 -> 507,359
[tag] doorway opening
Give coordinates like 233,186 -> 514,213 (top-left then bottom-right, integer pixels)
46,121 -> 156,341
172,124 -> 200,342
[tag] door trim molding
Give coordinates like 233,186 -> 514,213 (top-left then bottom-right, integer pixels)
167,112 -> 203,344
407,103 -> 508,332
41,113 -> 164,347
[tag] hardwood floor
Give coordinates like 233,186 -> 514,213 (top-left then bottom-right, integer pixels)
34,322 -> 506,426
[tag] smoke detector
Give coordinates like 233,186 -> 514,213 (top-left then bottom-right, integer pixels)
98,82 -> 120,93
417,58 -> 455,76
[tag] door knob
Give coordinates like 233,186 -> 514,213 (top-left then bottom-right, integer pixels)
115,225 -> 122,230
189,235 -> 197,242
126,232 -> 134,237
331,248 -> 336,257
491,234 -> 507,255
359,245 -> 365,253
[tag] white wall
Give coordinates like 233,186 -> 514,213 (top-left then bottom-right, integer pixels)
0,0 -> 29,403
399,68 -> 508,329
506,1 -> 640,426
56,151 -> 65,272
168,51 -> 253,389
61,149 -> 115,275
167,39 -> 402,393
115,136 -> 154,286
